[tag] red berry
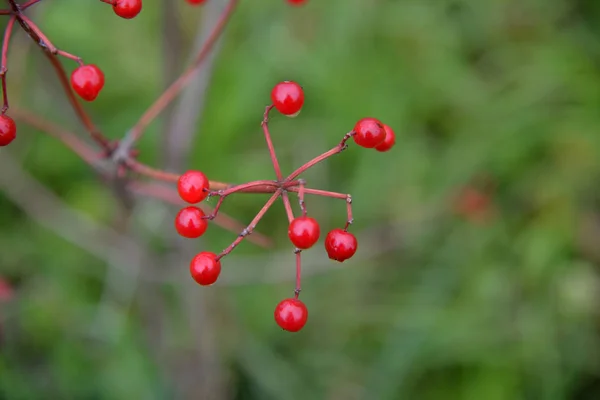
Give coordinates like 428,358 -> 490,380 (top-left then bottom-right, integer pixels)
288,216 -> 320,250
190,252 -> 221,286
271,81 -> 304,116
178,170 -> 209,204
0,115 -> 16,147
324,228 -> 357,262
353,118 -> 386,148
274,298 -> 308,332
71,65 -> 104,101
375,124 -> 395,152
186,0 -> 207,4
175,206 -> 208,238
113,0 -> 142,19
286,0 -> 307,5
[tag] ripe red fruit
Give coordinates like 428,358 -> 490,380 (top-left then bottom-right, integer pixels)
178,170 -> 210,204
186,0 -> 207,4
353,118 -> 386,148
286,0 -> 307,5
0,115 -> 16,147
324,228 -> 358,262
271,81 -> 304,116
190,252 -> 221,286
274,298 -> 308,332
71,65 -> 105,101
288,216 -> 320,249
113,0 -> 142,19
175,206 -> 208,238
375,124 -> 395,152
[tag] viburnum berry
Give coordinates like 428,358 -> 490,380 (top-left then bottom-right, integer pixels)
175,206 -> 208,238
324,228 -> 358,262
271,81 -> 304,117
113,0 -> 142,19
71,65 -> 105,101
190,252 -> 221,286
375,124 -> 395,152
186,0 -> 207,4
178,170 -> 210,204
353,117 -> 386,148
288,216 -> 320,250
274,298 -> 308,332
0,115 -> 16,147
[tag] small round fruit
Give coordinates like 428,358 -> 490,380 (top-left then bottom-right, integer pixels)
186,0 -> 207,4
71,65 -> 105,101
0,115 -> 16,147
274,298 -> 308,332
178,170 -> 210,204
353,118 -> 386,148
375,124 -> 395,152
271,81 -> 304,116
286,0 -> 307,5
175,206 -> 208,238
190,252 -> 221,286
288,216 -> 320,250
324,228 -> 358,262
113,0 -> 142,19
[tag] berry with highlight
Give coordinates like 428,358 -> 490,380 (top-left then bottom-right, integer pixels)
175,206 -> 208,238
353,117 -> 386,148
113,0 -> 142,19
190,252 -> 221,286
288,216 -> 320,250
0,115 -> 16,147
274,298 -> 308,332
71,64 -> 105,102
324,228 -> 358,262
271,81 -> 304,116
178,170 -> 210,204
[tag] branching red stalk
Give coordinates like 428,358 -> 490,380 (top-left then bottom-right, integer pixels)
261,105 -> 284,180
216,189 -> 283,261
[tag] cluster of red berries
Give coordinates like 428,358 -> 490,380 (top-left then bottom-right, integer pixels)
172,81 -> 395,333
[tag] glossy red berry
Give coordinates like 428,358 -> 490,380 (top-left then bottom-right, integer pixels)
353,118 -> 386,148
288,216 -> 320,250
286,0 -> 307,5
324,228 -> 358,262
271,81 -> 304,116
186,0 -> 207,4
71,65 -> 105,101
0,115 -> 16,147
274,298 -> 308,332
175,206 -> 208,238
178,170 -> 210,204
190,252 -> 221,286
375,124 -> 395,152
113,0 -> 142,19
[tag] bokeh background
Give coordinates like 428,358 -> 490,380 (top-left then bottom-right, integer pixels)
1,0 -> 600,398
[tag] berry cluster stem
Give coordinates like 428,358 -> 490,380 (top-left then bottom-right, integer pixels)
0,16 -> 15,114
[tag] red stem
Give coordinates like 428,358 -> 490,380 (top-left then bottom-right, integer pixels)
287,186 -> 354,230
56,49 -> 83,66
284,131 -> 355,183
21,0 -> 43,9
261,105 -> 284,180
118,0 -> 239,152
19,15 -> 57,53
216,188 -> 282,261
0,16 -> 15,114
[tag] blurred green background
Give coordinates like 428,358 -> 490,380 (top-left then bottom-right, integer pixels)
1,0 -> 600,398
